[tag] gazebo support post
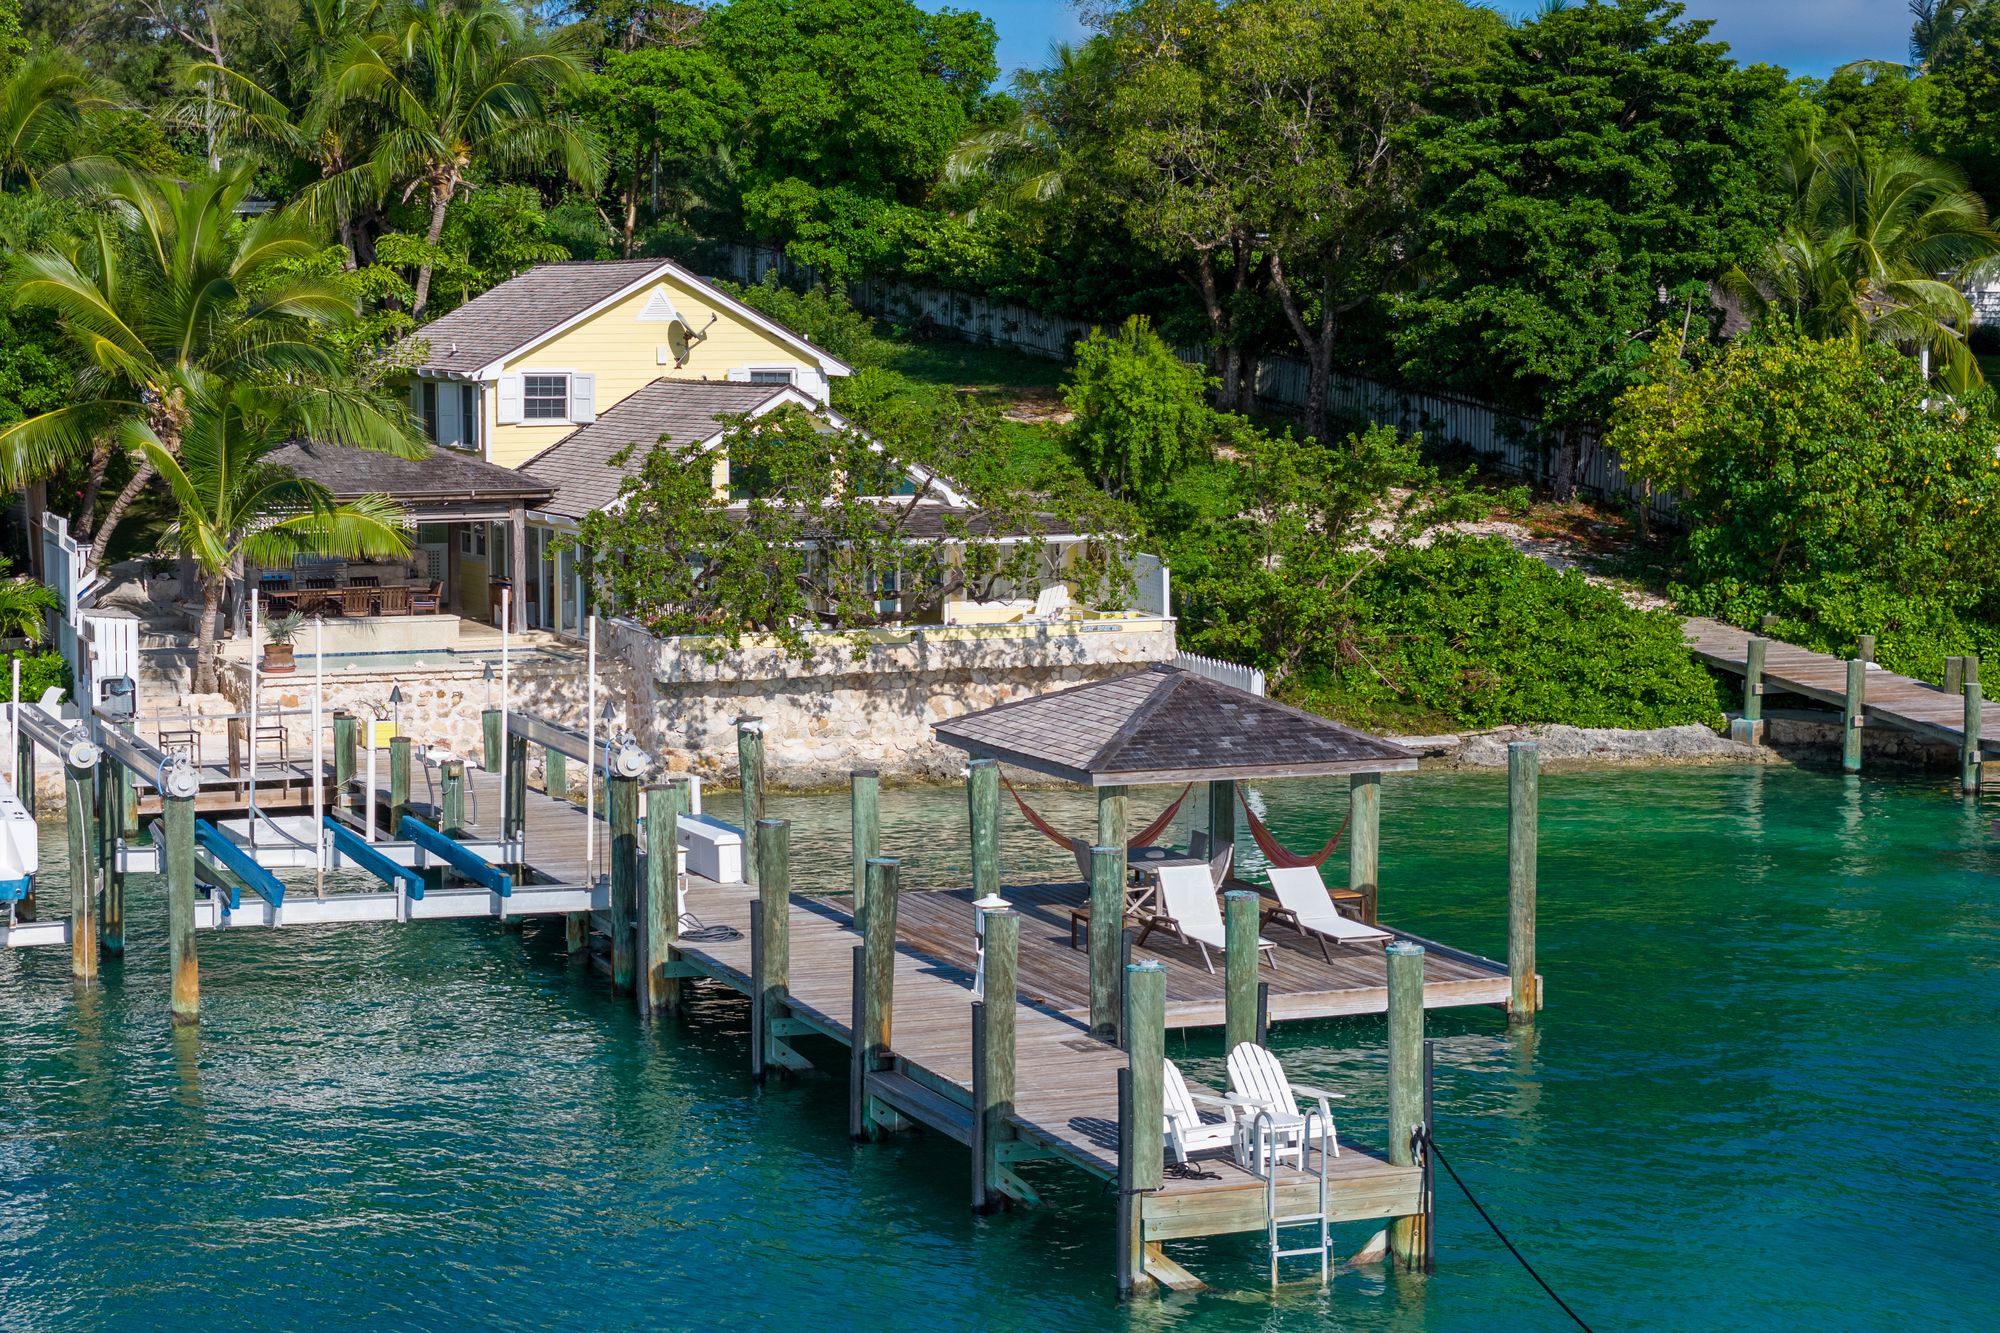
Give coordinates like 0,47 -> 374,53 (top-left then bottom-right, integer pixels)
967,758 -> 1000,900
1097,784 -> 1128,853
1089,845 -> 1123,1041
1206,779 -> 1236,860
1349,772 -> 1380,925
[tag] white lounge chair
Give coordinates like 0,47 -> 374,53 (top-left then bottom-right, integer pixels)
1226,1042 -> 1345,1170
1263,865 -> 1392,962
1162,1059 -> 1242,1165
1207,843 -> 1234,890
1136,863 -> 1276,973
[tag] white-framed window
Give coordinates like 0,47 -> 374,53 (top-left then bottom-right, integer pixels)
748,367 -> 796,386
523,374 -> 569,420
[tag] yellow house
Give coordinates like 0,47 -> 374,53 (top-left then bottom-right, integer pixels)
401,258 -> 854,631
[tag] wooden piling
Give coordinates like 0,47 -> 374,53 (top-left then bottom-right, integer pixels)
609,774 -> 639,994
1964,678 -> 1983,795
967,758 -> 1000,901
64,756 -> 98,983
1386,941 -> 1427,1267
98,756 -> 124,955
1507,740 -> 1538,1023
972,908 -> 1018,1213
15,726 -> 33,813
1224,890 -> 1259,1053
565,910 -> 588,954
1857,633 -> 1876,664
439,759 -> 465,837
1843,657 -> 1866,773
545,746 -> 567,801
737,717 -> 765,884
1097,784 -> 1128,853
1733,636 -> 1767,743
856,856 -> 901,1136
1255,981 -> 1270,1045
505,735 -> 528,842
482,707 -> 501,771
1968,654 -> 1981,692
643,780 -> 687,1013
333,712 -> 356,809
752,817 -> 790,1079
1946,656 -> 1965,697
850,768 -> 880,904
389,734 -> 411,828
1349,771 -> 1381,924
1119,960 -> 1166,1297
1089,844 -> 1123,1040
166,789 -> 198,1025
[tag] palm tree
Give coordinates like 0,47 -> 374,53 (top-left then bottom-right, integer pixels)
0,161 -> 421,578
0,567 -> 58,642
1722,130 -> 2000,388
193,0 -> 396,266
148,388 -> 410,692
0,52 -> 115,190
331,0 -> 602,316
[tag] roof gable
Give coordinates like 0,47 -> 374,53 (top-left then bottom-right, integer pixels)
934,664 -> 1419,785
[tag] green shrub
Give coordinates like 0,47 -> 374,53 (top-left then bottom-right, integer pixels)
1297,537 -> 1725,732
719,275 -> 890,369
3,649 -> 69,702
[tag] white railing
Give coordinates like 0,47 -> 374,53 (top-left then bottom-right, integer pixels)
1177,651 -> 1265,696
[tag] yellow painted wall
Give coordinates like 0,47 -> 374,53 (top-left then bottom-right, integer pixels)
484,269 -> 833,469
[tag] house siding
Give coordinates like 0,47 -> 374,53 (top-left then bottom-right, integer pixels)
482,270 -> 834,469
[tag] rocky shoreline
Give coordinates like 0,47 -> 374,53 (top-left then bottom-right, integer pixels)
1401,710 -> 1968,772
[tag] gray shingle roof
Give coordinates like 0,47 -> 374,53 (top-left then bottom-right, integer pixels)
407,260 -> 673,375
934,663 -> 1419,786
519,378 -> 792,519
269,440 -> 553,503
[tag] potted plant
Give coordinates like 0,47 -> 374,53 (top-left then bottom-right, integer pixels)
261,611 -> 305,675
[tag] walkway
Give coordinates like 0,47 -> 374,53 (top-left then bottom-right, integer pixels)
1685,617 -> 2000,754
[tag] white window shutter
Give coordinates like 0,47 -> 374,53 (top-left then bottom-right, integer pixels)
570,373 -> 596,423
497,375 -> 524,424
726,367 -> 751,383
437,381 -> 460,445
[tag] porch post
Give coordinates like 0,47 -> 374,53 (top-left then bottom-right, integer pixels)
510,504 -> 528,633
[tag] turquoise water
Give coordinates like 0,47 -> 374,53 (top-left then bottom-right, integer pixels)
2,764 -> 1996,1329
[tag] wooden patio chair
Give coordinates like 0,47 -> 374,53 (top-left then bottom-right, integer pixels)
1134,863 -> 1276,973
339,585 -> 376,617
377,585 -> 411,615
409,580 -> 442,614
1163,1059 -> 1243,1166
1226,1042 -> 1344,1171
1261,866 -> 1391,962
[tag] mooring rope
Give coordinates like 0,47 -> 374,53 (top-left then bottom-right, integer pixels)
676,911 -> 741,943
1420,1129 -> 1594,1332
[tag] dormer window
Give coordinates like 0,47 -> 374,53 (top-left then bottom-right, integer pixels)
748,368 -> 796,386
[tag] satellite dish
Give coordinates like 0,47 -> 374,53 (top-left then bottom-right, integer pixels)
666,314 -> 717,368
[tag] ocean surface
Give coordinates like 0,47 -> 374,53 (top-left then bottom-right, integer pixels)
1,764 -> 1995,1330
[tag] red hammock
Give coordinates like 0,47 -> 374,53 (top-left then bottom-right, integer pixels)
1002,776 -> 1194,850
1237,786 -> 1351,869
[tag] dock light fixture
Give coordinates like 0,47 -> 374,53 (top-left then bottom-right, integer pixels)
972,892 -> 1011,999
388,684 -> 403,733
483,661 -> 495,708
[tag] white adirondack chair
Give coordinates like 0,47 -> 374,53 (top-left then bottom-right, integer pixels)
1264,865 -> 1392,961
1136,863 -> 1276,973
1162,1059 -> 1242,1165
1226,1042 -> 1345,1170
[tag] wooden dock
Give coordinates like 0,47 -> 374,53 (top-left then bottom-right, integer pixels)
1687,617 -> 2000,756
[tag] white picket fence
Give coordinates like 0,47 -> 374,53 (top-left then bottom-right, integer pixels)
1176,651 -> 1265,696
701,244 -> 1677,521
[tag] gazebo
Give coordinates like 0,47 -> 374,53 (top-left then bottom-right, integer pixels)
932,663 -> 1474,1034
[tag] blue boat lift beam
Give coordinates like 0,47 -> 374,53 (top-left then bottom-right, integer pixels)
194,819 -> 286,908
325,818 -> 429,899
398,815 -> 512,897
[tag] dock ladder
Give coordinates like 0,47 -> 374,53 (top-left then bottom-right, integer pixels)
1248,1111 -> 1336,1288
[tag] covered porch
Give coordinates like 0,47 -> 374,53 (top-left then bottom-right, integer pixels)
256,442 -> 556,637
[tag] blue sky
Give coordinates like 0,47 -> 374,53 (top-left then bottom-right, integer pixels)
952,1 -> 1913,84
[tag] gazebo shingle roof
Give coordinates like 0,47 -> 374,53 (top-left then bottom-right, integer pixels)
933,663 -> 1418,786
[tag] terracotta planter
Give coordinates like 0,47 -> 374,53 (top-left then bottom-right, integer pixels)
261,643 -> 297,675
